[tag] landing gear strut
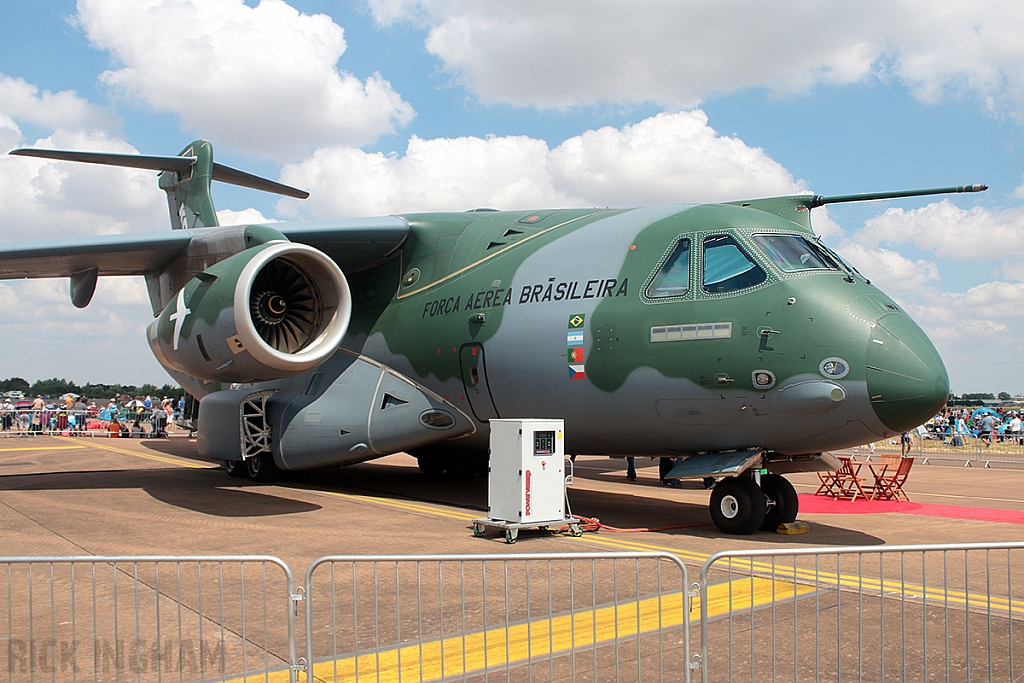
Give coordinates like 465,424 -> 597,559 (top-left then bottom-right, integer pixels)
759,473 -> 799,531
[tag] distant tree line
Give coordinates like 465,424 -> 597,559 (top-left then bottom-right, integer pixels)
0,377 -> 185,401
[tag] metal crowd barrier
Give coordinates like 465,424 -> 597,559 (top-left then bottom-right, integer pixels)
848,435 -> 1024,466
1,555 -> 296,682
3,545 -> 1022,682
698,542 -> 1024,682
0,409 -> 186,439
304,552 -> 692,683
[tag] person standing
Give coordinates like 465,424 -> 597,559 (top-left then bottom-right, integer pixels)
1009,412 -> 1021,445
31,395 -> 44,434
72,396 -> 87,433
625,456 -> 637,481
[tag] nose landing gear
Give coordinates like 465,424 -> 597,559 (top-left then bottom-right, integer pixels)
708,472 -> 799,535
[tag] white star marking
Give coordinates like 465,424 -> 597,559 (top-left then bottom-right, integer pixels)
168,288 -> 191,351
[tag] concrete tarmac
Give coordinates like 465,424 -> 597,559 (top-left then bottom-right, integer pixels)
1,437 -> 1022,681
0,436 -> 1021,566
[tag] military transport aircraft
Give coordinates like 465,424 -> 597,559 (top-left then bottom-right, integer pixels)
1,140 -> 984,534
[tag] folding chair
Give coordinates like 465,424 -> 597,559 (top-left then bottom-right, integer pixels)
870,456 -> 913,501
815,469 -> 842,497
835,456 -> 871,501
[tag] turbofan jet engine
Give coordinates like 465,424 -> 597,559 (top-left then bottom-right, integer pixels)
148,241 -> 351,383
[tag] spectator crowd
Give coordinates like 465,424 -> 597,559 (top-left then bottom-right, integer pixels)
0,394 -> 188,438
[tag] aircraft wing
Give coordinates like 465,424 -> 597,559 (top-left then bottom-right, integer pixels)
0,217 -> 409,280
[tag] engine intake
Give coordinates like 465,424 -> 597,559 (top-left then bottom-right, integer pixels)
148,241 -> 351,383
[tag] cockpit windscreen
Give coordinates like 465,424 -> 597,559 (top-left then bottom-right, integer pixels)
751,234 -> 839,272
703,235 -> 766,293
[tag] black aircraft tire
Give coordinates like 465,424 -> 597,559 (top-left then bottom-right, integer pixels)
760,473 -> 799,531
222,459 -> 248,479
709,476 -> 767,535
246,451 -> 279,483
417,453 -> 451,476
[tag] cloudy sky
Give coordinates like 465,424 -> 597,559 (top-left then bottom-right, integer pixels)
1,0 -> 1023,393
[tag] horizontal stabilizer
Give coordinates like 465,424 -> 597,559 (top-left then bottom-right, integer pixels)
210,162 -> 309,199
9,147 -> 309,199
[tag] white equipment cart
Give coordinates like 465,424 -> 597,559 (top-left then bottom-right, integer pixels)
472,418 -> 582,543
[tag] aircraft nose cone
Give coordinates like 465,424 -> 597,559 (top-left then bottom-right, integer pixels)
866,314 -> 949,433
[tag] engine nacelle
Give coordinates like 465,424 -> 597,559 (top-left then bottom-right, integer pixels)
148,241 -> 351,383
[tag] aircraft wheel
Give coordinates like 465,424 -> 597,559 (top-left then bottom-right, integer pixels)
246,451 -> 279,483
222,459 -> 248,479
417,453 -> 451,476
709,476 -> 767,535
760,473 -> 799,531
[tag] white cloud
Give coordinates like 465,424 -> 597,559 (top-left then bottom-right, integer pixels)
370,0 -> 1024,120
0,130 -> 167,242
0,73 -> 119,132
217,208 -> 276,226
77,0 -> 415,159
278,110 -> 804,217
0,278 -> 168,385
855,199 -> 1024,261
833,241 -> 939,294
0,85 -> 171,385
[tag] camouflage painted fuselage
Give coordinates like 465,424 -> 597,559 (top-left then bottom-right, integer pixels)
345,201 -> 947,458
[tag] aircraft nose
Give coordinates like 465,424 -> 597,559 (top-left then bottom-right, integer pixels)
866,314 -> 949,433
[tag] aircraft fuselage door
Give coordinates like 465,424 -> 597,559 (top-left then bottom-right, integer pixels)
459,343 -> 499,422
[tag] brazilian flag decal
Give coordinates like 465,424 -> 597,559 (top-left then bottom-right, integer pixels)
567,314 -> 586,379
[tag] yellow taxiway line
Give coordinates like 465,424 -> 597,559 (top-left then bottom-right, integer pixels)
52,436 -> 216,469
0,445 -> 86,452
232,575 -> 810,683
578,533 -> 1024,613
291,490 -> 1024,616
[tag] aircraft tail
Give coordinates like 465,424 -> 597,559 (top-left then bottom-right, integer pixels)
9,139 -> 308,230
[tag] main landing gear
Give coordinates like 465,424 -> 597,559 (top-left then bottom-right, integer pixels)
709,473 -> 798,535
220,453 -> 281,482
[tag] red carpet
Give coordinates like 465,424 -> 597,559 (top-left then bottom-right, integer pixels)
798,494 -> 1024,525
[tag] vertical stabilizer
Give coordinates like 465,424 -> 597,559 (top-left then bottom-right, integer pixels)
159,140 -> 219,229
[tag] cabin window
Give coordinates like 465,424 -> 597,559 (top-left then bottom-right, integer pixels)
751,234 -> 839,272
646,239 -> 690,298
702,235 -> 766,293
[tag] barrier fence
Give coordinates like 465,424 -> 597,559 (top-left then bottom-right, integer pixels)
304,553 -> 691,683
848,435 -> 1024,466
1,556 -> 296,683
2,545 -> 1022,682
698,542 -> 1024,683
0,409 -> 187,439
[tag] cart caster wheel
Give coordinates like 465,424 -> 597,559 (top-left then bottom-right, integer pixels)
538,525 -> 548,532
505,530 -> 517,544
570,524 -> 583,537
472,524 -> 485,538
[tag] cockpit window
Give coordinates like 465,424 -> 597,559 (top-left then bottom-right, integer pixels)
751,234 -> 839,272
703,235 -> 766,293
646,239 -> 690,298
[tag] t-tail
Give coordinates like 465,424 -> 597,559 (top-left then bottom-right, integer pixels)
9,139 -> 308,231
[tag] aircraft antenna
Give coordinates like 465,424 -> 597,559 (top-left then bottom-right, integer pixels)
810,184 -> 987,207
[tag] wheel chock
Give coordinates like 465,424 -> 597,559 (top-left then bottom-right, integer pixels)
776,521 -> 810,535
